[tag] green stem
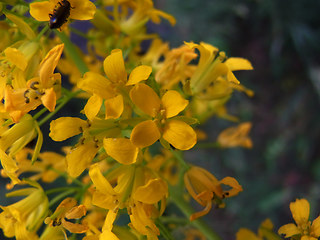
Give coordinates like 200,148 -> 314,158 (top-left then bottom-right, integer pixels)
159,216 -> 189,225
38,89 -> 82,127
169,186 -> 221,240
45,187 -> 77,195
170,149 -> 190,170
54,30 -> 89,75
48,189 -> 76,208
48,166 -> 83,187
155,219 -> 175,240
35,25 -> 49,41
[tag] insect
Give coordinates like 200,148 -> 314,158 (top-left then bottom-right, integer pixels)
49,0 -> 73,29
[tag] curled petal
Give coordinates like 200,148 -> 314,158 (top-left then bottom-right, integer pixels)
130,120 -> 160,148
41,87 -> 56,112
105,94 -> 123,119
84,94 -> 103,120
219,176 -> 243,197
163,120 -> 197,150
89,164 -> 116,196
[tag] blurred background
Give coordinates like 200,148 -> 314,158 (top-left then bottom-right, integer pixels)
153,0 -> 320,239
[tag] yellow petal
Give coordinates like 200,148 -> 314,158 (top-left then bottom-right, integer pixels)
78,72 -> 115,99
103,138 -> 138,165
290,198 -> 310,226
62,219 -> 88,234
69,0 -> 96,20
102,210 -> 118,231
84,94 -> 102,120
100,230 -> 119,240
161,90 -> 188,118
89,164 -> 116,195
133,178 -> 167,204
0,149 -> 20,185
4,47 -> 27,71
278,223 -> 300,238
39,44 -> 64,89
162,120 -> 197,150
225,57 -> 253,71
126,65 -> 152,86
49,117 -> 87,141
29,1 -> 53,21
103,49 -> 127,83
105,95 -> 123,119
130,120 -> 160,148
311,216 -> 320,237
66,141 -> 98,177
219,176 -> 243,197
41,87 -> 56,112
130,83 -> 160,117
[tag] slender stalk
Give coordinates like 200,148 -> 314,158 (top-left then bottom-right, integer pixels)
54,30 -> 89,75
48,189 -> 76,208
169,186 -> 222,240
156,219 -> 175,240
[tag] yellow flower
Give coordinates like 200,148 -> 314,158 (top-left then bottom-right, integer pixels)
4,44 -> 64,122
30,0 -> 96,28
45,197 -> 88,234
0,181 -> 48,239
78,49 -> 152,120
184,41 -> 253,99
217,122 -> 253,148
184,166 -> 242,221
0,114 -> 43,186
278,198 -> 320,240
89,163 -> 168,239
236,219 -> 279,240
130,83 -> 197,150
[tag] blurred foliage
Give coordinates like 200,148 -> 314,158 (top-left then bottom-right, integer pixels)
155,0 -> 320,239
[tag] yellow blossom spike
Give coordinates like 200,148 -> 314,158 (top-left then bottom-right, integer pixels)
49,117 -> 87,141
161,90 -> 189,118
133,178 -> 168,204
105,94 -> 124,119
126,65 -> 152,86
162,120 -> 197,150
130,83 -> 161,117
84,94 -> 103,120
103,49 -> 127,83
130,120 -> 161,148
103,138 -> 138,165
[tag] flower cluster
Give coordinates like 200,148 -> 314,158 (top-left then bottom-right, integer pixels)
0,0 -> 284,240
